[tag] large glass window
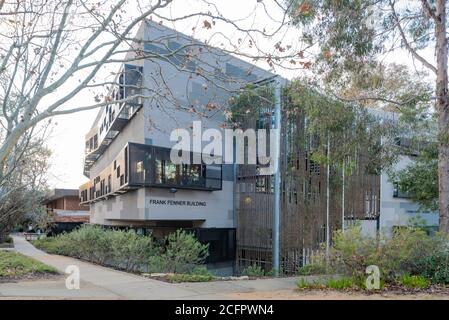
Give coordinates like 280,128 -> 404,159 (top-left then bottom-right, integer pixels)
127,143 -> 222,190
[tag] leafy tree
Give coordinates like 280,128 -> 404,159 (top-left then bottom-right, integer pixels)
287,0 -> 449,232
392,143 -> 439,212
0,132 -> 51,241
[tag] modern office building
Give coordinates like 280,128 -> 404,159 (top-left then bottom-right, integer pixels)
79,20 -> 273,274
79,20 -> 438,275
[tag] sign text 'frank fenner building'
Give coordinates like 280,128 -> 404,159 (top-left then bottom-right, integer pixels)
148,199 -> 207,207
79,20 -> 438,276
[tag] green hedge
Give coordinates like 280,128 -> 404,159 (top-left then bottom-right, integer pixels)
34,225 -> 210,276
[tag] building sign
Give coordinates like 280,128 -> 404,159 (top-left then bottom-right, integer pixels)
148,198 -> 207,207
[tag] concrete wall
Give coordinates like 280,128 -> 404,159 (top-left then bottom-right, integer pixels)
88,21 -> 273,228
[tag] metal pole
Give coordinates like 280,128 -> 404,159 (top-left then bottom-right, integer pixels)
342,161 -> 345,233
325,134 -> 330,261
272,78 -> 281,276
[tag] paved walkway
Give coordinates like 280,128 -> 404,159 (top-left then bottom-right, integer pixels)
0,235 -> 300,300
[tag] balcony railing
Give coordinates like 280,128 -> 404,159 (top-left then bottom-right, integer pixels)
83,100 -> 143,176
79,143 -> 223,205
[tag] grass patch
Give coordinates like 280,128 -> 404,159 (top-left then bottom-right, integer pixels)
326,277 -> 358,290
397,274 -> 430,289
296,276 -> 385,291
0,251 -> 58,280
166,273 -> 214,283
296,278 -> 323,289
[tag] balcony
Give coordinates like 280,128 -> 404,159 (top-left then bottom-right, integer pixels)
79,143 -> 222,205
83,64 -> 143,177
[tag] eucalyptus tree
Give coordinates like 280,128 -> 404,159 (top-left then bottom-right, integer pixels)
286,0 -> 449,232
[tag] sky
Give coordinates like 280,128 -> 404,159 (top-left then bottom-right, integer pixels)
44,0 -> 436,190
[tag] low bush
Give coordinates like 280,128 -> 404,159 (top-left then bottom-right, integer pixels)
35,226 -> 209,277
297,260 -> 326,276
241,265 -> 265,277
34,225 -> 157,272
297,226 -> 449,288
415,250 -> 449,284
397,274 -> 430,289
147,230 -> 209,274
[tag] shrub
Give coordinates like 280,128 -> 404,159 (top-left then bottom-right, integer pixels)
241,264 -> 265,277
108,229 -> 158,272
326,226 -> 449,286
34,225 -> 157,272
297,255 -> 327,276
148,230 -> 209,274
397,274 -> 430,289
416,252 -> 449,284
329,227 -> 379,279
191,266 -> 212,276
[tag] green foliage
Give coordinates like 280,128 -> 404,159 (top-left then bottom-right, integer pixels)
324,226 -> 449,285
167,273 -> 214,283
329,227 -> 380,279
35,227 -> 209,276
297,251 -> 327,275
416,250 -> 449,284
34,225 -> 157,272
191,266 -> 212,276
391,143 -> 438,212
296,278 -> 322,289
0,250 -> 57,279
241,264 -> 266,277
397,274 -> 430,289
286,81 -> 398,175
287,0 -> 435,91
228,85 -> 275,125
296,276 -> 364,290
149,230 -> 209,274
325,277 -> 358,290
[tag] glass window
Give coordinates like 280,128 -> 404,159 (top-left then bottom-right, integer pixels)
165,161 -> 178,185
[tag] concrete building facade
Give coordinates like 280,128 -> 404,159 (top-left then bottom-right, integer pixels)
79,20 -> 273,274
79,20 -> 438,275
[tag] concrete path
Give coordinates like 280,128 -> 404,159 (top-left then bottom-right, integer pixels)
0,235 -> 300,300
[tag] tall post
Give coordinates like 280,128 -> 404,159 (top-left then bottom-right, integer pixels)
272,78 -> 281,276
342,160 -> 345,233
325,134 -> 330,261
